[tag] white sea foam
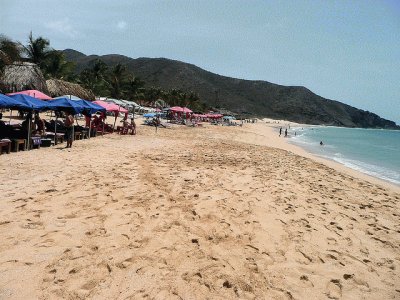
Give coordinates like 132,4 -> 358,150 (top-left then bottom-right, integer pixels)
290,126 -> 400,186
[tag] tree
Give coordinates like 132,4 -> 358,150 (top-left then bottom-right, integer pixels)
43,50 -> 75,80
108,63 -> 128,99
79,59 -> 109,96
22,32 -> 51,69
124,75 -> 145,101
142,86 -> 164,106
0,35 -> 22,71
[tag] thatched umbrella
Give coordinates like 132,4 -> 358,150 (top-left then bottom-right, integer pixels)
46,79 -> 95,101
0,62 -> 49,94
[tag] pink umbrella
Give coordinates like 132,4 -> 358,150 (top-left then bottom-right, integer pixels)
169,106 -> 184,112
8,89 -> 52,100
93,100 -> 128,113
182,107 -> 192,113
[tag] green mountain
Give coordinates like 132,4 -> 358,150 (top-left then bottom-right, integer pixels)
63,49 -> 398,129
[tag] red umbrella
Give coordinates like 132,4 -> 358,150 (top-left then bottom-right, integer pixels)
7,89 -> 52,100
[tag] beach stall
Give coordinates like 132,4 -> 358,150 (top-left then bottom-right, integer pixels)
93,100 -> 128,133
54,95 -> 106,138
7,94 -> 57,149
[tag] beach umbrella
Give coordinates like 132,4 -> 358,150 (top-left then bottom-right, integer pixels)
0,94 -> 32,125
8,94 -> 56,149
48,97 -> 86,143
169,106 -> 184,112
8,94 -> 55,111
93,100 -> 127,113
48,97 -> 85,115
54,94 -> 82,101
0,93 -> 31,110
93,100 -> 128,133
143,112 -> 163,118
7,89 -> 52,100
54,95 -> 105,115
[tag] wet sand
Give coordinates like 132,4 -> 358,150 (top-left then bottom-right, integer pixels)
0,121 -> 399,299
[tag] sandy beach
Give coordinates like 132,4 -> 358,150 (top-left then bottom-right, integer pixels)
0,120 -> 399,299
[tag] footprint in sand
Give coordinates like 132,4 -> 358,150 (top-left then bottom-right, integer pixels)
300,275 -> 314,287
326,279 -> 342,299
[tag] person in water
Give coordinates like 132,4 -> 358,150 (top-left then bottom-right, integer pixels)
320,141 -> 324,146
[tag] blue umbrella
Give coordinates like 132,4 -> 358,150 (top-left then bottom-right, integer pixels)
0,93 -> 31,110
53,95 -> 106,115
8,94 -> 54,111
143,112 -> 162,118
48,97 -> 85,115
78,100 -> 106,115
7,94 -> 55,150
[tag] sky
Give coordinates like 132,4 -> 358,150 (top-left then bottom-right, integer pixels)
1,0 -> 399,123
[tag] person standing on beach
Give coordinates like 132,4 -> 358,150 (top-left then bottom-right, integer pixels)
279,127 -> 282,136
64,112 -> 74,148
284,128 -> 288,137
130,118 -> 136,135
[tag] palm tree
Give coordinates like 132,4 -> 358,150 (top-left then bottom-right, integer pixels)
43,50 -> 75,80
79,59 -> 109,96
78,69 -> 96,92
108,63 -> 127,98
124,75 -> 145,100
143,86 -> 163,106
22,32 -> 51,69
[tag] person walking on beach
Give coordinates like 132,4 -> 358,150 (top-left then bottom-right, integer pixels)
65,112 -> 74,148
284,128 -> 288,137
279,127 -> 282,136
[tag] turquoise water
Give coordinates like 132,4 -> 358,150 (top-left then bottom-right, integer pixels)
289,126 -> 400,185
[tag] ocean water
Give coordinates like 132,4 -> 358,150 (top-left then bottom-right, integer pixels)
288,126 -> 400,185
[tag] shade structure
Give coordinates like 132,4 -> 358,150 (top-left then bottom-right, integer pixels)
48,97 -> 85,115
8,94 -> 55,111
0,93 -> 31,110
182,107 -> 192,113
78,100 -> 106,115
93,100 -> 128,113
143,112 -> 162,118
54,94 -> 82,101
169,106 -> 184,112
54,95 -> 106,114
7,89 -> 52,100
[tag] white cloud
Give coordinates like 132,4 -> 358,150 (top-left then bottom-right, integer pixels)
44,18 -> 80,39
117,21 -> 127,30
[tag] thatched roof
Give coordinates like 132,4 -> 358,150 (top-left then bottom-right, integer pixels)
0,62 -> 49,94
46,79 -> 95,100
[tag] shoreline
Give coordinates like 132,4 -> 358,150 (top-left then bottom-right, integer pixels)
238,120 -> 400,194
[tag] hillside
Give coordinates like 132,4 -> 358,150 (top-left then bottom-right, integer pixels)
63,49 -> 399,129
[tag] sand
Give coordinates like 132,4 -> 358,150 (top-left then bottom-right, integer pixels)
0,120 -> 399,299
